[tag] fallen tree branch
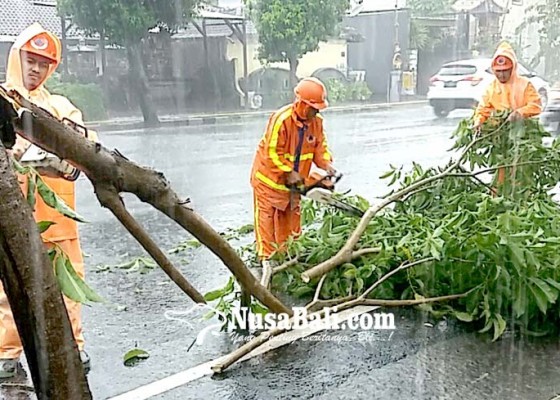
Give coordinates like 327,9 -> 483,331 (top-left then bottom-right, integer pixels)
361,258 -> 435,300
211,326 -> 288,374
261,262 -> 273,290
360,292 -> 470,307
274,248 -> 381,276
273,258 -> 299,273
308,295 -> 357,311
301,127 -> 503,283
456,165 -> 493,191
3,88 -> 292,316
212,289 -> 472,373
399,184 -> 437,203
352,247 -> 382,258
95,185 -> 206,304
306,275 -> 328,310
449,160 -> 550,179
212,257 -> 478,373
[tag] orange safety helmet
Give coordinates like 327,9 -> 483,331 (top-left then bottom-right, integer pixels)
294,77 -> 328,110
492,55 -> 513,71
20,32 -> 58,63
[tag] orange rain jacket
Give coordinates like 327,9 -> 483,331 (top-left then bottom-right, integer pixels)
0,22 -> 97,358
3,23 -> 99,243
474,43 -> 542,126
250,103 -> 333,210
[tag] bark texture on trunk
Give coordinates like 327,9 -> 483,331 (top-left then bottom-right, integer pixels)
0,147 -> 91,400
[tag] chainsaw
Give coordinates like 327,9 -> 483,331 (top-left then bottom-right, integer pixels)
18,118 -> 88,182
289,172 -> 365,217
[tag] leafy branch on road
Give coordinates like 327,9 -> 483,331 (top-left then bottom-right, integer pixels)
207,113 -> 560,373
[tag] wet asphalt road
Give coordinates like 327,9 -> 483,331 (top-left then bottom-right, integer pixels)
3,106 -> 560,399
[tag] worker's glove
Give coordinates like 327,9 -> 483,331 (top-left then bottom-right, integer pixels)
0,96 -> 17,150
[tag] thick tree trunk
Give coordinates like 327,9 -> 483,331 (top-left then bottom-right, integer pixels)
126,42 -> 160,127
0,148 -> 91,399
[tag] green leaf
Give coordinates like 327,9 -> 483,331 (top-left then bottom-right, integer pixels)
202,310 -> 216,320
379,169 -> 395,179
237,224 -> 254,235
54,253 -> 87,303
204,289 -> 226,302
205,277 -> 235,302
429,242 -> 441,260
529,283 -> 549,314
37,221 -> 55,234
186,239 -> 201,248
454,312 -> 474,322
513,283 -> 527,318
123,348 -> 149,367
64,257 -> 104,303
11,159 -> 28,174
529,277 -> 558,304
223,277 -> 235,296
359,265 -> 374,280
507,242 -> 525,271
35,177 -> 87,222
292,286 -> 315,298
27,173 -> 37,210
250,302 -> 269,315
545,278 -> 560,292
492,314 -> 507,342
342,266 -> 358,279
479,319 -> 494,333
355,277 -> 364,293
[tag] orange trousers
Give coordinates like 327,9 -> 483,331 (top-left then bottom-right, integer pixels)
253,193 -> 301,260
0,238 -> 85,359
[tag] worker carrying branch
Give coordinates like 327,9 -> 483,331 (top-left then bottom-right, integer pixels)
473,41 -> 543,186
250,77 -> 337,267
474,41 -> 542,129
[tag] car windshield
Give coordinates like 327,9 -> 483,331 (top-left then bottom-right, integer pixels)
438,65 -> 477,76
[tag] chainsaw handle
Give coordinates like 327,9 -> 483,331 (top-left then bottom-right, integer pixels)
288,172 -> 343,195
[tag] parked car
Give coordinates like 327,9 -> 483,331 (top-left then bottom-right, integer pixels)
541,86 -> 560,136
427,58 -> 550,118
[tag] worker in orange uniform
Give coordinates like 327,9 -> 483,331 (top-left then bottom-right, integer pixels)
0,23 -> 99,377
250,77 -> 336,267
473,41 -> 542,186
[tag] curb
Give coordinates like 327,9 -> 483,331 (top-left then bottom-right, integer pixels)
88,100 -> 428,132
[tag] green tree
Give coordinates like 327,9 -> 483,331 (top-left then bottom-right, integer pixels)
246,0 -> 350,88
407,0 -> 453,17
57,0 -> 199,126
408,0 -> 454,50
516,0 -> 560,81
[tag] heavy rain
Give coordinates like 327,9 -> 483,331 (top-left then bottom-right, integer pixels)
1,0 -> 560,399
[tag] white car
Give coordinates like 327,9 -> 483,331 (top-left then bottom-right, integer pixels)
427,58 -> 549,118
